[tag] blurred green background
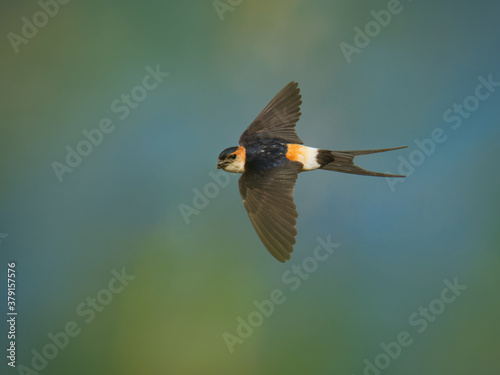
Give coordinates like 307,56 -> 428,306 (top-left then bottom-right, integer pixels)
1,0 -> 499,374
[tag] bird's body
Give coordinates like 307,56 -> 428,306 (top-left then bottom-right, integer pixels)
244,138 -> 288,172
217,82 -> 406,262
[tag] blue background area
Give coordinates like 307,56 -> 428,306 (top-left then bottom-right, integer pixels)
1,0 -> 499,374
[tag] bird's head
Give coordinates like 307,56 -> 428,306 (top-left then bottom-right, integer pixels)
217,146 -> 245,173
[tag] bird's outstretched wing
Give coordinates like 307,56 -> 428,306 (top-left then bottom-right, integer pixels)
239,82 -> 303,146
238,162 -> 302,262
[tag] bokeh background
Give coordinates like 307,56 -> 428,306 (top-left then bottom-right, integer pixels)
1,0 -> 499,374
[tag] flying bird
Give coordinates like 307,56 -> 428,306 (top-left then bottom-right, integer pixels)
217,82 -> 406,262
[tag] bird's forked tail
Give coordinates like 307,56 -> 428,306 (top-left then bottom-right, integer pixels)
317,146 -> 407,177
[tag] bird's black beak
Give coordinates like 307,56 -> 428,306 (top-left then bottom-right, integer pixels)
217,161 -> 223,170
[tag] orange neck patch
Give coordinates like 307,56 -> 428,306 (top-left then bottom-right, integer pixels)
234,146 -> 246,160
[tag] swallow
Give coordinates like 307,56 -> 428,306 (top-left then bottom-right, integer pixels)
217,82 -> 406,262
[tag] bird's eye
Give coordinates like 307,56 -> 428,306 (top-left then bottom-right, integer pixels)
228,154 -> 237,160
